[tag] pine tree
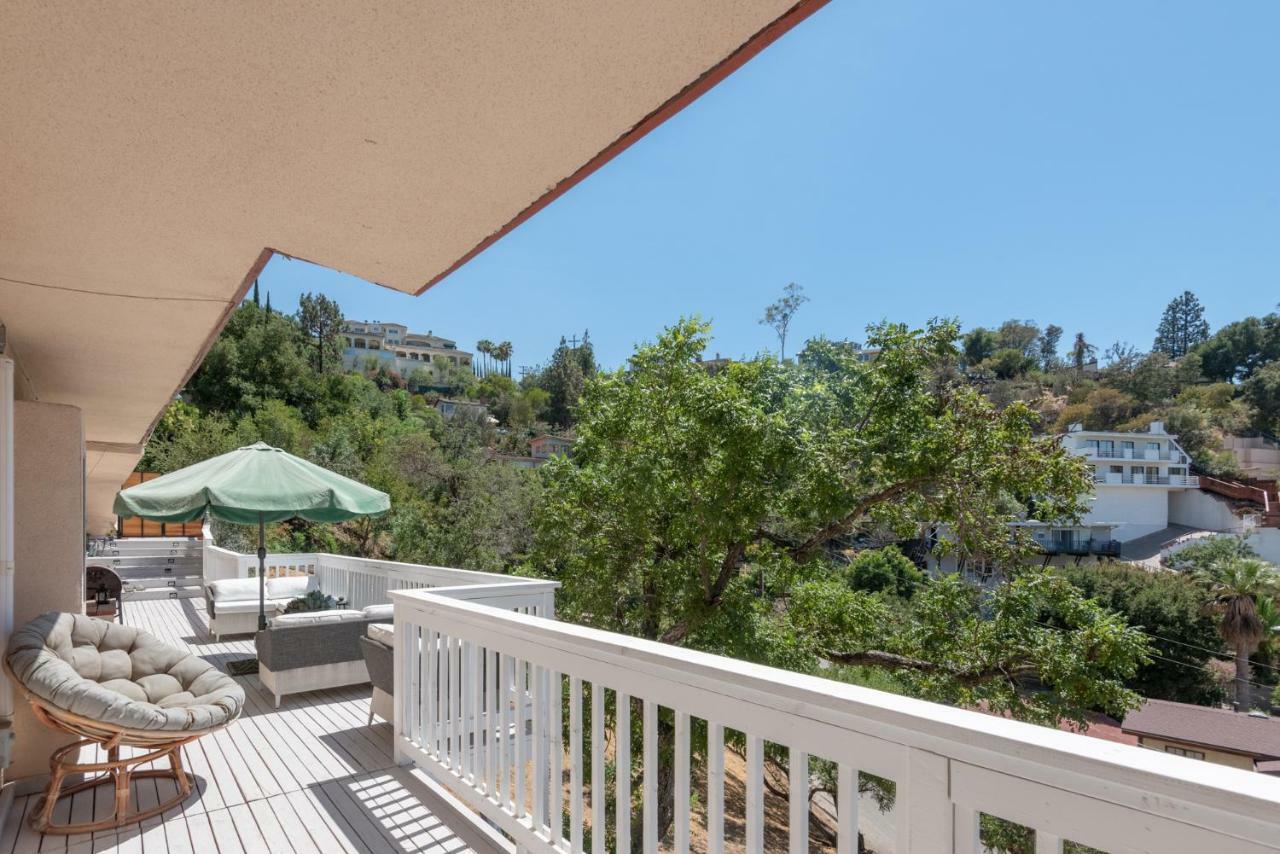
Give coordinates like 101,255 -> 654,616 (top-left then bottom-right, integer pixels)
1153,290 -> 1210,359
252,278 -> 260,307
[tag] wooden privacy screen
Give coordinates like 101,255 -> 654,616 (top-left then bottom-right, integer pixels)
116,472 -> 204,537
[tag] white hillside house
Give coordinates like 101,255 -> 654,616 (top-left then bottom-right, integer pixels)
1064,421 -> 1198,542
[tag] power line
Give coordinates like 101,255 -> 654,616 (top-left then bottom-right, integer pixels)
1035,620 -> 1278,693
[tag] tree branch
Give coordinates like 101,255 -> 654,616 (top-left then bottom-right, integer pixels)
826,649 -> 1034,686
659,541 -> 746,645
789,480 -> 924,561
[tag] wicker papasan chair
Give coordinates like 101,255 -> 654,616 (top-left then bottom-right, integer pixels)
5,611 -> 245,834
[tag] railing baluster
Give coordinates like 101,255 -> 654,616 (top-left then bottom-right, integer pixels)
953,805 -> 980,854
746,735 -> 764,854
591,682 -> 605,854
674,711 -> 690,854
789,748 -> 808,854
534,662 -> 547,833
570,677 -> 584,853
1036,831 -> 1064,854
462,640 -> 473,781
472,642 -> 483,786
616,692 -> 631,854
707,721 -> 724,854
407,624 -> 420,747
441,634 -> 453,768
837,763 -> 856,854
501,654 -> 512,811
550,670 -> 564,849
516,657 -> 528,819
424,630 -> 436,758
643,700 -> 657,854
451,636 -> 462,771
487,649 -> 498,803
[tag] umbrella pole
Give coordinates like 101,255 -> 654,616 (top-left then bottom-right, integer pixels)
257,513 -> 267,632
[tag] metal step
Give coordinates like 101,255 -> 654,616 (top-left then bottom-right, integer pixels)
123,574 -> 203,590
109,565 -> 203,580
90,555 -> 202,569
122,586 -> 203,601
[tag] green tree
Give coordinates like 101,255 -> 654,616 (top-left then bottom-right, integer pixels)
1243,361 -> 1280,434
542,337 -> 586,428
1037,324 -> 1063,371
962,327 -> 997,367
1057,563 -> 1225,704
758,282 -> 808,360
845,546 -> 923,599
1070,332 -> 1096,373
789,570 -> 1147,727
996,319 -> 1041,358
986,348 -> 1035,379
1195,313 -> 1280,382
296,291 -> 343,373
187,302 -> 313,416
1193,557 -> 1279,709
1152,290 -> 1210,359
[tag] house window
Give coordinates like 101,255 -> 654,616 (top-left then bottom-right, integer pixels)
1099,440 -> 1115,456
1163,746 -> 1205,760
1121,441 -> 1134,454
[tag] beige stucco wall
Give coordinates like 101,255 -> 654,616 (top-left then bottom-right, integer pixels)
10,400 -> 85,783
1138,736 -> 1256,771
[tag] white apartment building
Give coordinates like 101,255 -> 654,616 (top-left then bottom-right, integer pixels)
1063,421 -> 1198,542
341,319 -> 473,384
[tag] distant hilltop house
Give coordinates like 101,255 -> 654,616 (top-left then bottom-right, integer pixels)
850,346 -> 881,363
1121,699 -> 1280,773
490,435 -> 573,470
341,320 -> 473,387
931,420 -> 1269,581
529,435 -> 572,460
697,353 -> 732,376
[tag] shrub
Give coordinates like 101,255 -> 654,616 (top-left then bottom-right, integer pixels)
845,546 -> 923,599
283,590 -> 337,613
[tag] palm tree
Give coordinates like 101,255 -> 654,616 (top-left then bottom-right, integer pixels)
1195,557 -> 1280,709
494,341 -> 513,377
475,339 -> 494,377
1070,332 -> 1096,374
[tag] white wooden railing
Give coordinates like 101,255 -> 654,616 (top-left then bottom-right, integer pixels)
391,589 -> 1280,854
202,547 -> 557,613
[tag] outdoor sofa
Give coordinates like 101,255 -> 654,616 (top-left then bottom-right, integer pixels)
255,603 -> 393,707
204,574 -> 319,639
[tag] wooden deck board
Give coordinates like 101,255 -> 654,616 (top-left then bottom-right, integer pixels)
2,598 -> 498,854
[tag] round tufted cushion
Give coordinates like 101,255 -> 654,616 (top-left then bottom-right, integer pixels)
6,612 -> 244,733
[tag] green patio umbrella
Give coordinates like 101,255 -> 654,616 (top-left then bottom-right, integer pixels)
114,442 -> 390,631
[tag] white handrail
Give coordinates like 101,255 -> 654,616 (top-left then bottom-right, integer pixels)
392,589 -> 1280,854
201,548 -> 558,611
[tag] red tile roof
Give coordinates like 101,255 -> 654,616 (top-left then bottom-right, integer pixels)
1121,699 -> 1280,759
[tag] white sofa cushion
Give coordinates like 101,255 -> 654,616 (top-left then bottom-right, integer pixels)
366,623 -> 394,646
269,609 -> 365,628
207,578 -> 262,602
265,575 -> 318,600
361,603 -> 394,621
212,600 -> 275,615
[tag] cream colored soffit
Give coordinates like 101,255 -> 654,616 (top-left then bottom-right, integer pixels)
0,1 -> 828,532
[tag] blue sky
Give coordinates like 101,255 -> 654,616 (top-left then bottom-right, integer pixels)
258,1 -> 1279,372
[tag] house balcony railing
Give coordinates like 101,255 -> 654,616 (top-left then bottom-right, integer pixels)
1071,446 -> 1188,463
189,542 -> 1280,850
1038,538 -> 1122,558
389,588 -> 1280,853
1092,473 -> 1199,487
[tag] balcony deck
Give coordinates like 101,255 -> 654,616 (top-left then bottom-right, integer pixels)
1,598 -> 503,854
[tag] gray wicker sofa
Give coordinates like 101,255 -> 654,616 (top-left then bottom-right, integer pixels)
255,604 -> 392,707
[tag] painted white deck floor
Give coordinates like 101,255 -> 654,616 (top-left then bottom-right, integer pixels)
1,598 -> 504,854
